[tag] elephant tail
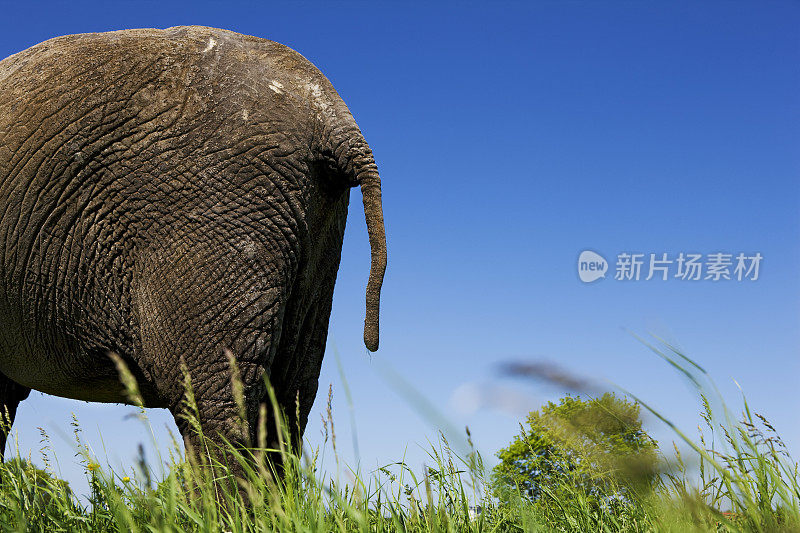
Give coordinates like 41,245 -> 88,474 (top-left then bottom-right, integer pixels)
312,77 -> 386,351
356,160 -> 386,352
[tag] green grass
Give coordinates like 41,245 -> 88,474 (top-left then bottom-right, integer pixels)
0,339 -> 797,532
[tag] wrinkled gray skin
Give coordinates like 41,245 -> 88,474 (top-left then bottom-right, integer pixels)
0,26 -> 386,465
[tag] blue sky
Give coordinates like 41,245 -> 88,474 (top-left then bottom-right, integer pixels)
0,1 -> 798,497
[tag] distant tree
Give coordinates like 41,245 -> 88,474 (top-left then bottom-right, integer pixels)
0,457 -> 74,519
1,457 -> 72,495
492,393 -> 658,504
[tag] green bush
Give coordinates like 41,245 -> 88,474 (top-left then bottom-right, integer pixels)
492,393 -> 659,503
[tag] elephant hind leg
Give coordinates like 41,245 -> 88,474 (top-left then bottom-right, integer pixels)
0,374 -> 30,460
133,235 -> 296,485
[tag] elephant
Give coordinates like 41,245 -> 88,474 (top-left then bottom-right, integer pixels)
0,26 -> 386,468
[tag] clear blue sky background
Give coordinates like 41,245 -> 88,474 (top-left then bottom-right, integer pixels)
0,1 -> 797,497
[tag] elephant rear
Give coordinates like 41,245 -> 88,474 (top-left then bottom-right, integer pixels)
0,27 -> 386,465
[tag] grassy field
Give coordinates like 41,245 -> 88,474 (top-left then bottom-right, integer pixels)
0,340 -> 797,532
